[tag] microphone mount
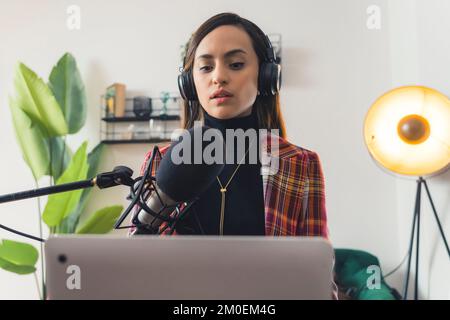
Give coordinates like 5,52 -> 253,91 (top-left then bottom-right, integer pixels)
0,166 -> 136,242
114,146 -> 197,235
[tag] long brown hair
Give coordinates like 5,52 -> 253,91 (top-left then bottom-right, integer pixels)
181,12 -> 286,138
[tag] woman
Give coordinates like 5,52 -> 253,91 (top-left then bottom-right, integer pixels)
132,12 -> 329,239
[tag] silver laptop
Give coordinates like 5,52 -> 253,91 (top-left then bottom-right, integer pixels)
45,235 -> 334,300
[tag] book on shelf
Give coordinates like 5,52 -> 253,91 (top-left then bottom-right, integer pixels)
105,83 -> 126,117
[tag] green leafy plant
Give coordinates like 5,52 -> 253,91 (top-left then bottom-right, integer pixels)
2,53 -> 123,299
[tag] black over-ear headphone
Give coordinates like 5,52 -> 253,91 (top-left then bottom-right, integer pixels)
178,34 -> 281,101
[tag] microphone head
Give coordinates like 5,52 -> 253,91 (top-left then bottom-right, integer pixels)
156,126 -> 225,202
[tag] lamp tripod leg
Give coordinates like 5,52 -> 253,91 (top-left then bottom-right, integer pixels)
414,179 -> 422,300
403,178 -> 421,300
422,179 -> 450,258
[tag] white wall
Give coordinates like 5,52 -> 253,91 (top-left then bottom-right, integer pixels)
388,0 -> 450,300
0,0 -> 448,299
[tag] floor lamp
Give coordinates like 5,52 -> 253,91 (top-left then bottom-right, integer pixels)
363,85 -> 450,300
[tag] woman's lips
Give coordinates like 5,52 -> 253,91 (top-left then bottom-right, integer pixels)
212,96 -> 232,104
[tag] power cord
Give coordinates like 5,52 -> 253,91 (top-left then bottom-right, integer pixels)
383,250 -> 410,279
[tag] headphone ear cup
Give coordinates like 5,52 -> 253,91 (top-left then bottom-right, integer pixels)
272,63 -> 281,94
259,62 -> 280,96
277,65 -> 282,91
258,62 -> 269,96
178,71 -> 198,101
178,73 -> 188,100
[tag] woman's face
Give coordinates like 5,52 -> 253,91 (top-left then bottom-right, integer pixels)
193,25 -> 259,119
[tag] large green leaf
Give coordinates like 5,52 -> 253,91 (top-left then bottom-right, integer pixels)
57,143 -> 105,234
9,97 -> 50,180
75,205 -> 124,234
13,62 -> 68,137
49,136 -> 72,181
0,239 -> 39,275
85,143 -> 106,181
42,141 -> 89,228
49,53 -> 87,134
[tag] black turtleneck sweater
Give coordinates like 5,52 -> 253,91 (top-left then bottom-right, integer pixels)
175,108 -> 265,235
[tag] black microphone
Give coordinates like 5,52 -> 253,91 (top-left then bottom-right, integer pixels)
133,125 -> 225,234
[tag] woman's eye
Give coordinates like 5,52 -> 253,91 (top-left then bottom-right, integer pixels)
200,66 -> 212,72
230,62 -> 244,69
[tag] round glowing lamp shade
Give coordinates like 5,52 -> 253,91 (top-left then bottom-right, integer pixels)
364,86 -> 450,176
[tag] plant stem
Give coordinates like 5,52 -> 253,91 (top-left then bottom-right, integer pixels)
34,180 -> 45,300
54,136 -> 67,235
33,272 -> 42,300
49,140 -> 54,186
49,137 -> 56,234
60,136 -> 67,178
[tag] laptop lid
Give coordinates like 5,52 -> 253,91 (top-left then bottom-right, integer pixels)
45,235 -> 333,300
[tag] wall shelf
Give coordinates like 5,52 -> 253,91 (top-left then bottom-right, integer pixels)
100,93 -> 182,144
101,138 -> 170,145
101,114 -> 180,123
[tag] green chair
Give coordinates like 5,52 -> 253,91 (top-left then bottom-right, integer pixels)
334,249 -> 401,300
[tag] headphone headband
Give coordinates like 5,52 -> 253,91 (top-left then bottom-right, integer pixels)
263,34 -> 277,63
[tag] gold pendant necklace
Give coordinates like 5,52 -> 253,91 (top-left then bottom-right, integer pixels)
216,139 -> 255,235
